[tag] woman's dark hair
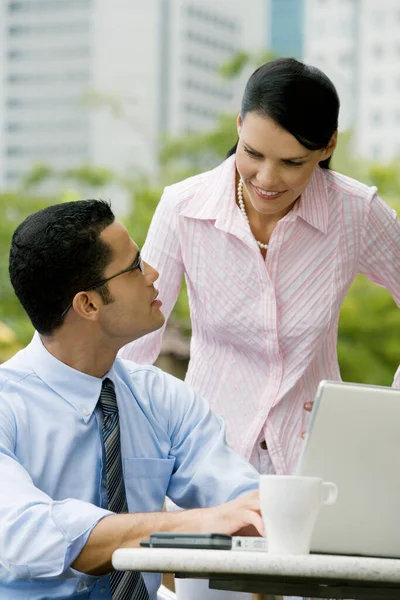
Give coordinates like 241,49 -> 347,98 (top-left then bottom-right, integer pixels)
227,57 -> 339,169
9,199 -> 115,335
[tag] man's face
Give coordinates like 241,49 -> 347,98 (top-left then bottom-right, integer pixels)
95,221 -> 165,344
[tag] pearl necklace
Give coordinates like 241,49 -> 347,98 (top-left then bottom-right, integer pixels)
237,178 -> 268,250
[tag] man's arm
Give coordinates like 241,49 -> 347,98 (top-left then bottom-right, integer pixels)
72,490 -> 262,575
0,444 -> 111,579
0,409 -> 261,580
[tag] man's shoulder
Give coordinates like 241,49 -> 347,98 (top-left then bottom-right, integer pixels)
0,350 -> 38,423
115,358 -> 193,411
0,349 -> 36,393
117,357 -> 163,378
116,358 -> 184,391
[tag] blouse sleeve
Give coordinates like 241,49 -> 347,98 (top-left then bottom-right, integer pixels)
358,193 -> 400,306
119,189 -> 185,364
392,366 -> 400,388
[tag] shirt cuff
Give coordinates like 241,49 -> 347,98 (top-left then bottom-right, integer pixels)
51,499 -> 113,578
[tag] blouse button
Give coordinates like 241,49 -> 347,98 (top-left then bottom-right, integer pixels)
260,439 -> 268,450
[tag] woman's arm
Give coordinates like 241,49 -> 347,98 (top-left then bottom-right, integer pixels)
120,190 -> 185,364
358,193 -> 400,304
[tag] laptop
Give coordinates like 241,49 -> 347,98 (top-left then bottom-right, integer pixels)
299,380 -> 400,558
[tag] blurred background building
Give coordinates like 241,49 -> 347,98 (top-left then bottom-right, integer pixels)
268,0 -> 304,59
0,0 -> 266,190
1,0 -> 400,192
303,0 -> 400,162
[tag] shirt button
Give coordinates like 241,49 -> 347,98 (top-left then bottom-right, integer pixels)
260,440 -> 268,450
100,586 -> 107,593
83,408 -> 90,416
77,582 -> 86,591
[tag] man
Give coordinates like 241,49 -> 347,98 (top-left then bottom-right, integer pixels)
0,200 -> 261,600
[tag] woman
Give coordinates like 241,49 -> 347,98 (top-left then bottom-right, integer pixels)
122,55 -> 400,470
121,57 -> 400,599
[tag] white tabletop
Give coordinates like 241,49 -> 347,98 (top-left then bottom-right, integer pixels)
112,548 -> 400,583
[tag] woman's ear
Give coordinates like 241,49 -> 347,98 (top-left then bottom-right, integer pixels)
322,130 -> 338,160
236,113 -> 243,137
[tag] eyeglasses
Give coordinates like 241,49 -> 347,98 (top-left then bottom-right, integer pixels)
61,251 -> 145,318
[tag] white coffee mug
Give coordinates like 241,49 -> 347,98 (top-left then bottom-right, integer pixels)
259,475 -> 338,554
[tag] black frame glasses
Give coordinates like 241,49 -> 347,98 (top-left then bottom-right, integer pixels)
61,251 -> 144,318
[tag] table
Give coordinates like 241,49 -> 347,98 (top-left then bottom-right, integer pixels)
112,548 -> 400,599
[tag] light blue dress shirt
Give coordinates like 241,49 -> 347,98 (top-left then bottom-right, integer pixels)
0,333 -> 259,599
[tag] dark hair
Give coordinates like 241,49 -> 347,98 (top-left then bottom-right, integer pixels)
9,199 -> 115,335
227,57 -> 339,169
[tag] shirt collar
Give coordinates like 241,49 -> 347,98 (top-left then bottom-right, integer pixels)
178,156 -> 253,247
288,166 -> 329,234
178,155 -> 237,221
179,157 -> 329,235
25,332 -> 117,422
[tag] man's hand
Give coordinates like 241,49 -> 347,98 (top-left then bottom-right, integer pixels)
199,490 -> 264,537
72,490 -> 263,575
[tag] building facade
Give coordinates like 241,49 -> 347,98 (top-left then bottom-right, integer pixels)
268,0 -> 304,59
304,0 -> 400,162
0,0 -> 266,190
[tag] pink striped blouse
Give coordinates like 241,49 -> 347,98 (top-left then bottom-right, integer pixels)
393,367 -> 400,388
120,155 -> 400,475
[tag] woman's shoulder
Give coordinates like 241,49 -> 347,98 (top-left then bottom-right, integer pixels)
321,168 -> 377,203
162,156 -> 235,210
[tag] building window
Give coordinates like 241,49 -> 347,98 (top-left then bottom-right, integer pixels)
184,103 -> 215,119
6,170 -> 22,182
7,97 -> 81,109
6,120 -> 88,133
8,0 -> 91,12
8,71 -> 90,84
185,54 -> 220,71
185,5 -> 236,31
6,144 -> 89,157
8,21 -> 90,36
8,46 -> 90,60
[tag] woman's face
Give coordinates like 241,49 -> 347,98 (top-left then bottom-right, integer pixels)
236,112 -> 337,219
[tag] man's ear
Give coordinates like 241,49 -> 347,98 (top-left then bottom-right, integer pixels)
71,291 -> 101,322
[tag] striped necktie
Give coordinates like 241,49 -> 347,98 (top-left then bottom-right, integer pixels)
98,378 -> 149,600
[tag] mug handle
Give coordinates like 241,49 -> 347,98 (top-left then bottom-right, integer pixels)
321,481 -> 338,505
